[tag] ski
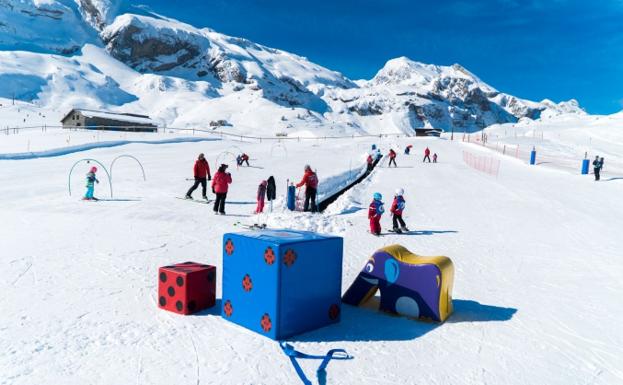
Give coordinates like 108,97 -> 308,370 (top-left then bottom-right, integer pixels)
387,229 -> 412,234
234,222 -> 267,230
175,197 -> 212,204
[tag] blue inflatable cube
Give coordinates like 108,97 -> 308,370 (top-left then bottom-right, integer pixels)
222,229 -> 343,339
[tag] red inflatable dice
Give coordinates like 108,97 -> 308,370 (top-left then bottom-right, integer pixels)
158,262 -> 216,315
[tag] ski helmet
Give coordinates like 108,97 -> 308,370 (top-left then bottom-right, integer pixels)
395,188 -> 404,196
373,192 -> 382,200
90,166 -> 97,172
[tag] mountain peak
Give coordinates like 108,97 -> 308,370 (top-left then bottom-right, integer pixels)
75,0 -> 121,30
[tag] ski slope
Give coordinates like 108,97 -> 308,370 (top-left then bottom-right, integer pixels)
1,130 -> 622,384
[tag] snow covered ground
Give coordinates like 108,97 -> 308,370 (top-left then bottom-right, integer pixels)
1,127 -> 622,384
473,112 -> 623,176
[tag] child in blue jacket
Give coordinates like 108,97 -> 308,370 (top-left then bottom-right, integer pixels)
84,166 -> 99,200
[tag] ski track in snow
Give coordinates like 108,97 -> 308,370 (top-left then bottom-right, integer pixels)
0,130 -> 622,384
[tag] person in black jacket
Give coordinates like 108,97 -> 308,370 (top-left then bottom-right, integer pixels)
593,155 -> 603,181
266,176 -> 276,212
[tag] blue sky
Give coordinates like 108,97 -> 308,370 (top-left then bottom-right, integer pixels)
127,0 -> 623,114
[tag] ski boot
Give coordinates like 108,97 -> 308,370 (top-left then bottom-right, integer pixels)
401,226 -> 409,232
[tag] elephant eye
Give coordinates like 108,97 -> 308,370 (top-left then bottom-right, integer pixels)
365,262 -> 374,273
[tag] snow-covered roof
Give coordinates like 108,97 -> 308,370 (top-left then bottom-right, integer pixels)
62,109 -> 157,126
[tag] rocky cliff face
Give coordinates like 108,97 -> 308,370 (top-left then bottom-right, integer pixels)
75,0 -> 120,31
101,14 -> 352,111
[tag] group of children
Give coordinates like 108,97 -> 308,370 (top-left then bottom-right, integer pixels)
368,188 -> 409,235
387,146 -> 438,168
82,149 -> 408,234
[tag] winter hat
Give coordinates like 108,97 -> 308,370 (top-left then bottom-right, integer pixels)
90,166 -> 97,173
395,188 -> 404,196
373,192 -> 382,200
198,153 -> 205,159
261,180 -> 267,186
304,164 -> 311,171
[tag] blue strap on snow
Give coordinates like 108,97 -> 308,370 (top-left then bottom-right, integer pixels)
280,342 -> 353,385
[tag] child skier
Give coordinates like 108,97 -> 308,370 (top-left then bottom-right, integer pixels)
366,154 -> 374,172
241,153 -> 250,167
390,188 -> 409,233
368,192 -> 385,236
212,164 -> 232,215
84,166 -> 99,200
433,153 -> 438,163
255,180 -> 267,213
423,147 -> 431,162
388,149 -> 397,167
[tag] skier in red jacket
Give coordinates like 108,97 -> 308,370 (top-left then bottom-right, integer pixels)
185,153 -> 211,200
368,192 -> 385,236
241,153 -> 250,167
423,147 -> 431,163
296,164 -> 319,212
366,154 -> 374,172
211,164 -> 232,214
388,149 -> 397,167
255,180 -> 267,214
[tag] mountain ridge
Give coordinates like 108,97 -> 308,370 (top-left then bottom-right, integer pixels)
0,2 -> 587,135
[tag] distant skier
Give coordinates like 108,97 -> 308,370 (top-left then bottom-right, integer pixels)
375,148 -> 382,161
433,153 -> 438,163
404,145 -> 412,155
423,147 -> 431,162
593,155 -> 603,181
83,166 -> 99,201
390,188 -> 409,233
368,192 -> 385,236
296,164 -> 319,213
366,154 -> 374,172
185,153 -> 211,200
211,164 -> 232,214
237,153 -> 250,167
388,149 -> 397,167
266,176 -> 276,212
255,180 -> 267,214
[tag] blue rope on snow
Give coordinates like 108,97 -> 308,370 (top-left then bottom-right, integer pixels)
280,342 -> 353,385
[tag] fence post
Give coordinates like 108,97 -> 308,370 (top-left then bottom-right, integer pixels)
581,153 -> 590,175
287,184 -> 296,211
503,145 -> 506,155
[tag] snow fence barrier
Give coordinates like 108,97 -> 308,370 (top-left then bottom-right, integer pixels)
462,151 -> 500,177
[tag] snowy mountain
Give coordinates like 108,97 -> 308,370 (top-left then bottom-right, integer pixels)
323,57 -> 570,133
0,6 -> 590,134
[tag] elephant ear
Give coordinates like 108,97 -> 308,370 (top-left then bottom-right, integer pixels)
384,258 -> 400,284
